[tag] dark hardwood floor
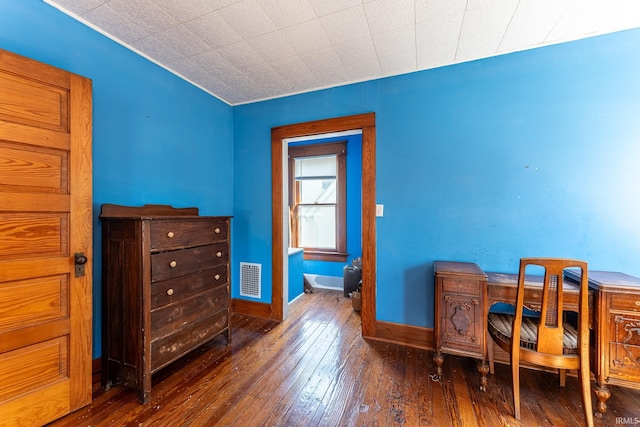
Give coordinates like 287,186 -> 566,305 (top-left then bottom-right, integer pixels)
48,288 -> 639,426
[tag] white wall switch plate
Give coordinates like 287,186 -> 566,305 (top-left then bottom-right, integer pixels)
376,204 -> 384,217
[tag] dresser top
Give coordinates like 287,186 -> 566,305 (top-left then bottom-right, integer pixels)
99,203 -> 231,220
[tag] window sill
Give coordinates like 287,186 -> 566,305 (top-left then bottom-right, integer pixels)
303,250 -> 348,262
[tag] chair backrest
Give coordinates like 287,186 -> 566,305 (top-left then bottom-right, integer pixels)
512,258 -> 589,356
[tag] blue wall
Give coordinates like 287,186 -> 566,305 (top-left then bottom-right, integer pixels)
1,0 -> 234,357
233,28 -> 640,328
4,0 -> 640,357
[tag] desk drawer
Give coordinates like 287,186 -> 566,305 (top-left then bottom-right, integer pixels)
610,293 -> 640,312
441,278 -> 481,296
150,219 -> 228,251
151,243 -> 228,282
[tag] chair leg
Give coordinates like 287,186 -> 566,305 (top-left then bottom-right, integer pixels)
559,369 -> 566,387
512,353 -> 521,420
579,359 -> 594,427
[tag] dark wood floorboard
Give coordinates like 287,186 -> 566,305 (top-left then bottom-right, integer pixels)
48,288 -> 640,427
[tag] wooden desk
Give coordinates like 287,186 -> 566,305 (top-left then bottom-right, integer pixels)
434,262 -> 640,417
565,270 -> 640,416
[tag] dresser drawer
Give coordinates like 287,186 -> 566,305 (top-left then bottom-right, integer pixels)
151,242 -> 228,282
610,292 -> 640,312
150,219 -> 228,251
151,309 -> 229,372
150,285 -> 229,342
151,265 -> 228,310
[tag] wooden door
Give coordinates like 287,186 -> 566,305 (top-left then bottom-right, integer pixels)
0,49 -> 92,426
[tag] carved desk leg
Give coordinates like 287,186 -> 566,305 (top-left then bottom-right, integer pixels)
434,350 -> 444,378
477,359 -> 489,392
594,382 -> 610,418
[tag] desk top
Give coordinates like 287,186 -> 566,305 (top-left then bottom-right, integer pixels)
565,270 -> 640,292
435,261 -> 640,293
434,261 -> 486,279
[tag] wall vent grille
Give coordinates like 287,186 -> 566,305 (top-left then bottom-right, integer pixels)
240,262 -> 261,298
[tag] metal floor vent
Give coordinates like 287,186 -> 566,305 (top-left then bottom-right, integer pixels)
240,262 -> 261,298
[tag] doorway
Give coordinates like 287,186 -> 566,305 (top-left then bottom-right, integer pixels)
271,113 -> 377,337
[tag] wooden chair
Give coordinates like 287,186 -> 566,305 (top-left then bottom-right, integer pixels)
487,258 -> 593,427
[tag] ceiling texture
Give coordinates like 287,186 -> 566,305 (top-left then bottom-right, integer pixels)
44,0 -> 640,105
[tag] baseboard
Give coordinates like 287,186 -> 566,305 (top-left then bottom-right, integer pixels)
368,320 -> 433,350
92,357 -> 102,393
231,298 -> 272,319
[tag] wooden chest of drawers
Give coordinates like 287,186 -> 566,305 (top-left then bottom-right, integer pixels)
100,204 -> 231,403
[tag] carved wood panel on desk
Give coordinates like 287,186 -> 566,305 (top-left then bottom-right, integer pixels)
100,204 -> 231,404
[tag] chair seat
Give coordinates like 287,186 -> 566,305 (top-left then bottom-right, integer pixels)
488,312 -> 578,355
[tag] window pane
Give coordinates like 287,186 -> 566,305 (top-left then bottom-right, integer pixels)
295,155 -> 336,178
298,205 -> 336,249
299,179 -> 336,203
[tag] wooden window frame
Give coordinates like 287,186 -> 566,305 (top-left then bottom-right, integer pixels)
288,141 -> 347,262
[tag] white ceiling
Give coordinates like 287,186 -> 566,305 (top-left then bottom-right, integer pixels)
44,0 -> 640,105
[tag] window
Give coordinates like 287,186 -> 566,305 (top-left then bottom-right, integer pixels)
289,141 -> 347,261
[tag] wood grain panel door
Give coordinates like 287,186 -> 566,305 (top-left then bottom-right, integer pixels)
0,49 -> 92,426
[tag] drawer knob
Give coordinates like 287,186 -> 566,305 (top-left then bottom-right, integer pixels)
215,274 -> 221,280
169,260 -> 177,268
217,251 -> 222,258
214,227 -> 221,234
636,301 -> 640,306
167,231 -> 174,238
167,288 -> 174,296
